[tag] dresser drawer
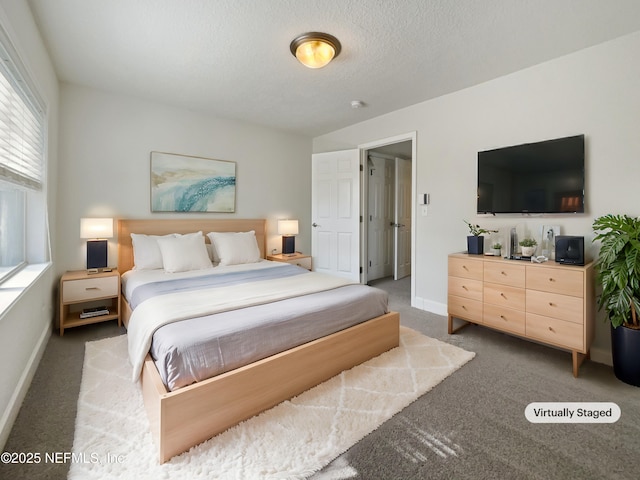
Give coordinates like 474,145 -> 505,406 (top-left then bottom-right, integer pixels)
526,313 -> 584,351
448,276 -> 483,301
449,257 -> 483,280
483,304 -> 526,336
526,266 -> 583,297
484,262 -> 526,288
62,276 -> 119,303
484,283 -> 525,310
526,290 -> 583,324
448,295 -> 483,322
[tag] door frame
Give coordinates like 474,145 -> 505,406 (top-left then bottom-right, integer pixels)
359,132 -> 417,305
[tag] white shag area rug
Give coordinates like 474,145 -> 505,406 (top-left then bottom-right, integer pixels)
69,327 -> 475,480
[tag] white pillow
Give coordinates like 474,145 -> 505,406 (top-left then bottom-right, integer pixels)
207,231 -> 261,266
156,232 -> 213,273
131,233 -> 177,270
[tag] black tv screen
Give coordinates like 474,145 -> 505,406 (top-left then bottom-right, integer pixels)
477,134 -> 585,214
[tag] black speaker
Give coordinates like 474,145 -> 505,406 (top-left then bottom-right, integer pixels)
555,236 -> 585,265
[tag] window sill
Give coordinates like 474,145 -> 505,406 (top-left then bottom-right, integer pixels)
0,262 -> 52,320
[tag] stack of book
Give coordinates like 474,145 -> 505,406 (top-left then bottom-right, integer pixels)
80,306 -> 109,319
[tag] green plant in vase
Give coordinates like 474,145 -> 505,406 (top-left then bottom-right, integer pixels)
519,238 -> 537,257
464,220 -> 498,255
592,214 -> 640,386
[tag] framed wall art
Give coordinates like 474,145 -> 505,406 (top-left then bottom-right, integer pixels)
150,152 -> 236,213
540,224 -> 560,259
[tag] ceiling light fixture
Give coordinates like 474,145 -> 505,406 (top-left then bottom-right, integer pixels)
290,32 -> 341,69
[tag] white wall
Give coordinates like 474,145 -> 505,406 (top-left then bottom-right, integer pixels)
57,84 -> 312,274
314,31 -> 640,364
0,0 -> 59,448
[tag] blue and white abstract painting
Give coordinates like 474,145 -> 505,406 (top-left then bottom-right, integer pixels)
151,152 -> 236,212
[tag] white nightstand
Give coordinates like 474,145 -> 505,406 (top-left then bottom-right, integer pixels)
59,269 -> 121,335
267,253 -> 312,271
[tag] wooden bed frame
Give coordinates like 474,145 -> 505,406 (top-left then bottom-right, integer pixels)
117,218 -> 400,463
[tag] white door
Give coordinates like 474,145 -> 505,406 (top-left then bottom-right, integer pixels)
394,157 -> 412,280
311,149 -> 360,282
367,156 -> 388,281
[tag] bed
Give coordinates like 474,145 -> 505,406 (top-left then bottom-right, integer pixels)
117,218 -> 400,463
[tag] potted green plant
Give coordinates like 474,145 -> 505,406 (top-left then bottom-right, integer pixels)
592,214 -> 640,386
490,242 -> 502,256
464,221 -> 498,255
519,238 -> 537,257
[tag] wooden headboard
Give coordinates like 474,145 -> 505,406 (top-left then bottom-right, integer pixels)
117,218 -> 267,273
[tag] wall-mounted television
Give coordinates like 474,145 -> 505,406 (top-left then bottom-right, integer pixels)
477,134 -> 585,214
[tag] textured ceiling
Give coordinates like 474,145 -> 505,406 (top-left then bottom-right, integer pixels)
27,0 -> 640,137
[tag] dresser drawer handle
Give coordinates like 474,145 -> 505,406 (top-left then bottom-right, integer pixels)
500,315 -> 506,320
462,305 -> 467,310
462,285 -> 468,290
548,278 -> 556,282
500,293 -> 507,299
548,326 -> 555,332
85,287 -> 100,291
501,271 -> 507,276
462,265 -> 468,271
549,302 -> 555,307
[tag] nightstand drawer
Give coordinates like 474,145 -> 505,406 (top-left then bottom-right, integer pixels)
63,276 -> 119,303
289,256 -> 312,270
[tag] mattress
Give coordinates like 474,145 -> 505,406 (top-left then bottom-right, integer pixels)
123,262 -> 389,391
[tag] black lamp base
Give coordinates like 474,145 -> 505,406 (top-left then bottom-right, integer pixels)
87,239 -> 108,269
282,236 -> 295,255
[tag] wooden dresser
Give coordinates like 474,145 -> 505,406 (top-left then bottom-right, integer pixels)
448,253 -> 595,376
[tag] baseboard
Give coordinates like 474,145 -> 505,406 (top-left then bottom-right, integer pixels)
0,323 -> 50,450
589,346 -> 612,367
413,296 -> 448,317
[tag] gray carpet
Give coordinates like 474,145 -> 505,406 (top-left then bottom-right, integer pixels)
2,276 -> 639,480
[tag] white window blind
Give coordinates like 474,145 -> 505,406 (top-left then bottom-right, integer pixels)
0,22 -> 47,283
0,35 -> 44,191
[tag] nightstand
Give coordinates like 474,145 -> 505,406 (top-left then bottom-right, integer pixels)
267,252 -> 312,271
59,269 -> 121,335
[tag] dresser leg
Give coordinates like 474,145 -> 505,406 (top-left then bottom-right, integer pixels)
448,315 -> 471,334
572,351 -> 588,377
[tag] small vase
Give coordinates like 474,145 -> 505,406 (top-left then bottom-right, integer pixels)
521,246 -> 536,257
467,236 -> 484,255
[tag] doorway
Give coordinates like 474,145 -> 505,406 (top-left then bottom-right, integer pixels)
360,134 -> 415,299
310,132 -> 416,304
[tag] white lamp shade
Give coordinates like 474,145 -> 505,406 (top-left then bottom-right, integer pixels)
80,218 -> 113,239
278,219 -> 299,236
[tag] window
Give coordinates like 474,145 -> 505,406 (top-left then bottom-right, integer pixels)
0,22 -> 47,284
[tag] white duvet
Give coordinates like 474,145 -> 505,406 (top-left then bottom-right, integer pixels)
127,267 -> 352,382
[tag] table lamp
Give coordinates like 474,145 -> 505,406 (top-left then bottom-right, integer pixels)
80,218 -> 113,272
278,219 -> 299,255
